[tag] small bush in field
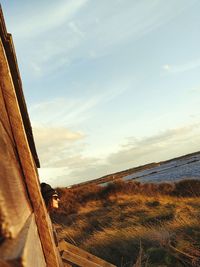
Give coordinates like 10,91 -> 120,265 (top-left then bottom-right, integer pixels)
172,179 -> 200,197
55,184 -> 102,215
145,200 -> 160,207
147,247 -> 177,265
158,182 -> 174,195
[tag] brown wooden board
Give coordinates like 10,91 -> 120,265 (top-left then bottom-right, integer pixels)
62,250 -> 101,267
60,241 -> 116,267
0,259 -> 12,267
0,214 -> 46,267
20,214 -> 47,267
62,262 -> 72,267
0,121 -> 31,239
0,85 -> 14,144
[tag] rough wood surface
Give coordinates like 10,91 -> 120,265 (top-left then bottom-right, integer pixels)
0,38 -> 61,267
62,250 -> 101,267
0,121 -> 31,239
60,241 -> 116,267
0,259 -> 12,267
21,214 -> 47,267
0,214 -> 46,267
0,85 -> 14,143
62,262 -> 72,267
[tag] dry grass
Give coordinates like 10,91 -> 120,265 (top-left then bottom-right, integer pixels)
52,180 -> 200,267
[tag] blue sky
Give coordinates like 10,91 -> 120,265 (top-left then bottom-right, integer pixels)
1,0 -> 200,186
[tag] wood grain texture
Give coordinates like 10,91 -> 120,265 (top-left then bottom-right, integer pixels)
0,85 -> 14,144
0,214 -> 46,267
21,214 -> 47,267
62,250 -> 101,267
60,241 -> 116,267
62,262 -> 72,267
0,121 -> 31,239
0,259 -> 13,267
0,39 -> 61,267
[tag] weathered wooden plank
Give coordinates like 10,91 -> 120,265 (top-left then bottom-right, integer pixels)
0,214 -> 46,267
62,250 -> 101,267
59,241 -> 116,267
0,259 -> 12,267
63,263 -> 72,267
0,121 -> 31,239
0,38 -> 61,267
0,84 -> 14,143
21,214 -> 47,267
61,258 -> 72,267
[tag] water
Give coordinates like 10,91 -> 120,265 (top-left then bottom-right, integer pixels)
123,154 -> 200,183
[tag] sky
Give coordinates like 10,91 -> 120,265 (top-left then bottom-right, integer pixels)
1,0 -> 200,187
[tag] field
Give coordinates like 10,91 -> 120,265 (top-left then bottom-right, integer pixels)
53,180 -> 200,267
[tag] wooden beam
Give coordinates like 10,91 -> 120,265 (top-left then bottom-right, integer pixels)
62,261 -> 73,267
59,241 -> 116,267
0,39 -> 61,266
0,259 -> 12,267
62,250 -> 101,267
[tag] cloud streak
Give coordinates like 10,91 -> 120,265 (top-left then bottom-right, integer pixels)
12,0 -> 89,39
163,58 -> 200,74
10,0 -> 195,76
29,76 -> 130,127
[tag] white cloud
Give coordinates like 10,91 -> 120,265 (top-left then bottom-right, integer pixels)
107,125 -> 200,177
33,126 -> 84,167
163,64 -> 171,71
39,168 -> 72,187
188,86 -> 200,94
34,126 -> 83,144
163,59 -> 200,74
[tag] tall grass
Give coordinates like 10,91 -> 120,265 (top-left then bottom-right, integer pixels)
53,179 -> 200,267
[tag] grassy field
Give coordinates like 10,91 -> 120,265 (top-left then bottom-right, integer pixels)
53,180 -> 200,267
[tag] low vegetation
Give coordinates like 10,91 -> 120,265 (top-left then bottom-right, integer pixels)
52,179 -> 200,267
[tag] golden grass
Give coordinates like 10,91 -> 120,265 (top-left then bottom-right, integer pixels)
53,181 -> 200,267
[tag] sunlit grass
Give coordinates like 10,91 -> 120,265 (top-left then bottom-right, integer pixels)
53,180 -> 200,266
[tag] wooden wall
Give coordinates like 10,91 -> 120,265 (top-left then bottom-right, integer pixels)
0,40 -> 48,266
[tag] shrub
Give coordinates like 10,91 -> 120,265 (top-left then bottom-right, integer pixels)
158,183 -> 174,195
147,247 -> 177,265
172,179 -> 200,197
